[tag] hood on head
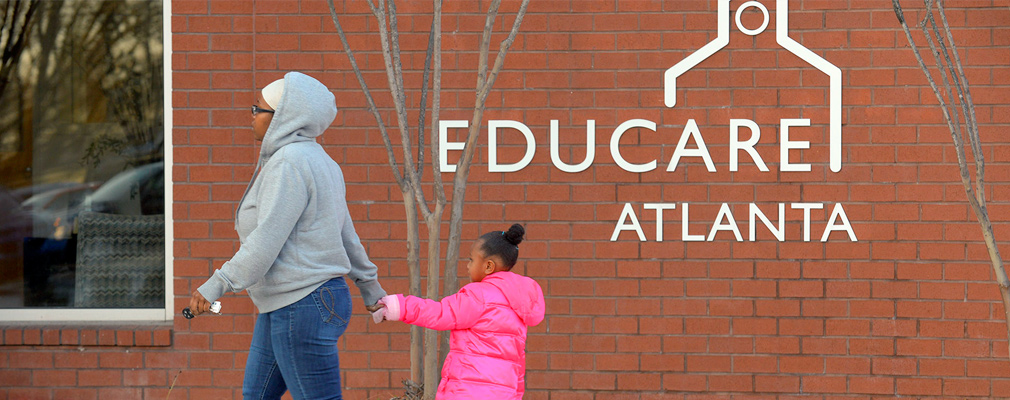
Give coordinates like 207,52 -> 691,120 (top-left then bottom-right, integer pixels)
483,271 -> 545,327
260,71 -> 338,158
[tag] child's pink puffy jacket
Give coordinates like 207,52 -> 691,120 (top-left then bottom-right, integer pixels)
390,271 -> 545,399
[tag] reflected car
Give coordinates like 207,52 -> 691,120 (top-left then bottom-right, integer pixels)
84,161 -> 164,216
11,182 -> 88,204
20,182 -> 99,239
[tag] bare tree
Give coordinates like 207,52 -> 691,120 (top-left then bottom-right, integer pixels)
0,0 -> 40,99
892,0 -> 1010,355
325,0 -> 531,398
0,0 -> 40,189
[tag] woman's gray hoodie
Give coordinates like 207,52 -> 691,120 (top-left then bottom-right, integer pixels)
198,72 -> 386,313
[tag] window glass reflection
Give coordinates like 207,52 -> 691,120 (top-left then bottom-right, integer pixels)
0,0 -> 164,309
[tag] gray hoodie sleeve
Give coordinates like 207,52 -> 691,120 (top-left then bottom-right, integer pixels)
342,206 -> 387,305
197,160 -> 308,303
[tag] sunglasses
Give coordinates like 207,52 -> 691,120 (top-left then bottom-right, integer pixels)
252,105 -> 275,116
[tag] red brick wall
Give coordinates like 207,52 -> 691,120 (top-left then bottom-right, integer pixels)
4,0 -> 1010,399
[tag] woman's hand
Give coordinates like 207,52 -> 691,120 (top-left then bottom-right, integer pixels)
188,290 -> 212,317
366,302 -> 386,323
372,295 -> 401,323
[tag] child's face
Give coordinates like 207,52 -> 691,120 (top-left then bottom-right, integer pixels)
467,240 -> 495,283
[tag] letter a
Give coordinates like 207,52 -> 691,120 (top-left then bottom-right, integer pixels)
668,119 -> 716,172
611,203 -> 647,241
820,203 -> 858,242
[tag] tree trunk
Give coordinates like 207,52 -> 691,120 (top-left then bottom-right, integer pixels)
422,215 -> 442,400
975,210 -> 1010,356
402,185 -> 423,383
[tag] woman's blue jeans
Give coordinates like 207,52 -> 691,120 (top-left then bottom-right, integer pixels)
242,278 -> 351,400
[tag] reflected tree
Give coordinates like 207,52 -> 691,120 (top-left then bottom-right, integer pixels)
0,0 -> 40,186
1,0 -> 163,186
72,0 -> 164,168
0,0 -> 40,99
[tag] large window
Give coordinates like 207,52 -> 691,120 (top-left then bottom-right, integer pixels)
0,0 -> 168,320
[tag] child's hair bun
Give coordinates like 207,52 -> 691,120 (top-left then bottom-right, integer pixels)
479,224 -> 525,269
503,223 -> 525,246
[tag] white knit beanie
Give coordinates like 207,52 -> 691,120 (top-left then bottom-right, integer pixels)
261,78 -> 285,109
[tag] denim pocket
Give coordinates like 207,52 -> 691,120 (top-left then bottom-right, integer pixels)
312,279 -> 351,328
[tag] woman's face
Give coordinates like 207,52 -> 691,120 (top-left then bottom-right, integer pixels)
252,92 -> 274,141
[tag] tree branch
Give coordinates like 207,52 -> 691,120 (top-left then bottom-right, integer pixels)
430,0 -> 446,207
918,0 -> 971,193
441,0 -> 531,367
920,0 -> 988,214
462,0 -> 530,172
325,0 -> 404,187
416,16 -> 435,181
476,0 -> 502,91
388,0 -> 408,142
894,1 -> 972,204
936,0 -> 983,204
372,1 -> 407,165
377,0 -> 432,220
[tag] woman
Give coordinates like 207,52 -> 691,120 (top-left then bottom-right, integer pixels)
188,72 -> 386,400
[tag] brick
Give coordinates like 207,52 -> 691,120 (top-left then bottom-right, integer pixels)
187,16 -> 234,33
115,330 -> 134,346
872,357 -> 917,375
944,378 -> 991,396
755,375 -> 800,393
41,328 -> 60,345
897,377 -> 942,396
709,374 -> 752,392
572,372 -> 615,391
32,370 -> 76,387
146,353 -> 187,369
826,357 -> 871,375
944,339 -> 990,358
8,388 -> 50,399
99,352 -> 143,369
54,353 -> 97,369
54,389 -> 98,400
79,370 -> 121,387
685,355 -> 730,373
96,388 -> 143,400
804,376 -> 846,393
663,373 -> 706,392
9,353 -> 52,369
850,376 -> 894,395
0,370 -> 31,387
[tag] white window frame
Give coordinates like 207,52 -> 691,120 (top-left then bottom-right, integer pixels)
0,0 -> 173,322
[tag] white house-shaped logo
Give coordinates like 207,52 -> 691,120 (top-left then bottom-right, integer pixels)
664,0 -> 843,172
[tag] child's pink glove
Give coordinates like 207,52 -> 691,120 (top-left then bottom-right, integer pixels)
370,294 -> 401,324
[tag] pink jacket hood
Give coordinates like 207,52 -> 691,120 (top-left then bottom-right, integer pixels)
482,271 -> 545,327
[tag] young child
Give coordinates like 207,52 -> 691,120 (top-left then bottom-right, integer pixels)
373,223 -> 545,399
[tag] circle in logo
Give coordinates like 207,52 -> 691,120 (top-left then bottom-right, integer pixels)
735,1 -> 769,36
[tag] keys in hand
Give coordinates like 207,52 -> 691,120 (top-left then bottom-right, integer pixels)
183,301 -> 222,319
